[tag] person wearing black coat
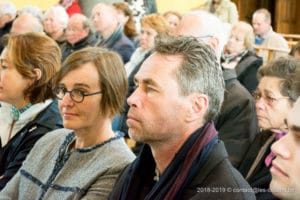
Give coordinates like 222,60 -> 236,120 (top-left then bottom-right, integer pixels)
0,32 -> 63,190
215,68 -> 259,167
92,3 -> 135,63
0,100 -> 63,190
222,21 -> 263,94
238,57 -> 300,200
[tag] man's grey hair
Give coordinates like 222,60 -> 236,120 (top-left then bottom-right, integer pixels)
18,5 -> 43,22
154,34 -> 225,122
180,10 -> 231,59
0,2 -> 17,18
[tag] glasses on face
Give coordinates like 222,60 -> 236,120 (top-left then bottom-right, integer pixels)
253,91 -> 290,106
53,86 -> 103,103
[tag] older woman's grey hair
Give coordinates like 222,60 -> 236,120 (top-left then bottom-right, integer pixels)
258,56 -> 300,104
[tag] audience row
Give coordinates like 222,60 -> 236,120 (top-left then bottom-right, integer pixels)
0,1 -> 300,199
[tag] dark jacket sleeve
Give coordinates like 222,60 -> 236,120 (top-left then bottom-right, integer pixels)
215,78 -> 259,168
0,100 -> 62,190
237,55 -> 263,94
0,126 -> 50,190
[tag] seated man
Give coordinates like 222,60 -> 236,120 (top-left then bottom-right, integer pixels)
270,95 -> 300,200
252,8 -> 289,64
61,13 -> 98,61
109,34 -> 255,199
10,13 -> 43,34
92,2 -> 135,63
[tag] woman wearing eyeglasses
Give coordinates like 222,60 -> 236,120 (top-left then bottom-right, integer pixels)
0,32 -> 63,190
238,57 -> 300,200
0,47 -> 135,199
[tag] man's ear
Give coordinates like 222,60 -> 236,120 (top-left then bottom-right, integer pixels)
34,68 -> 42,81
186,94 -> 209,122
208,37 -> 219,53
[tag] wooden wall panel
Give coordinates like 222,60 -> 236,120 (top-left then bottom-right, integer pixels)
232,0 -> 300,34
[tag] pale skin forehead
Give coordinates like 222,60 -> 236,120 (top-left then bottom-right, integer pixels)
175,14 -> 205,37
286,98 -> 300,128
93,3 -> 116,14
253,12 -> 269,24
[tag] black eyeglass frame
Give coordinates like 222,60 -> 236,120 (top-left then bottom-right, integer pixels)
53,86 -> 103,103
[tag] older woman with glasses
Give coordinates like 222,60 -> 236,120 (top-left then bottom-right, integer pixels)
238,56 -> 300,200
0,47 -> 135,199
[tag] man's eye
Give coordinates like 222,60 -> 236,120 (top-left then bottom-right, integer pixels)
0,64 -> 8,69
266,95 -> 276,102
146,86 -> 155,92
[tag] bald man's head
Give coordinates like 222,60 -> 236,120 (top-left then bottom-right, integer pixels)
11,13 -> 43,34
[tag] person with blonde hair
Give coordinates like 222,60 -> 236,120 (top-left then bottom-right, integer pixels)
92,2 -> 135,63
221,21 -> 263,93
163,10 -> 182,33
125,13 -> 169,76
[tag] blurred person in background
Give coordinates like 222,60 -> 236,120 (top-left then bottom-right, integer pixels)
252,8 -> 289,64
289,41 -> 300,60
92,2 -> 135,63
0,2 -> 16,38
163,10 -> 181,34
0,2 -> 17,53
43,5 -> 69,48
175,10 -> 258,168
201,0 -> 238,24
114,13 -> 169,154
61,13 -> 98,61
221,21 -> 263,94
113,2 -> 139,47
58,0 -> 82,17
18,5 -> 43,23
10,13 -> 43,34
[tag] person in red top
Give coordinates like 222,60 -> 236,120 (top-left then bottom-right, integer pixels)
58,0 -> 82,17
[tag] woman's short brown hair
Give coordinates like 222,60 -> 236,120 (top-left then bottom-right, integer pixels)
3,32 -> 61,104
53,47 -> 128,118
